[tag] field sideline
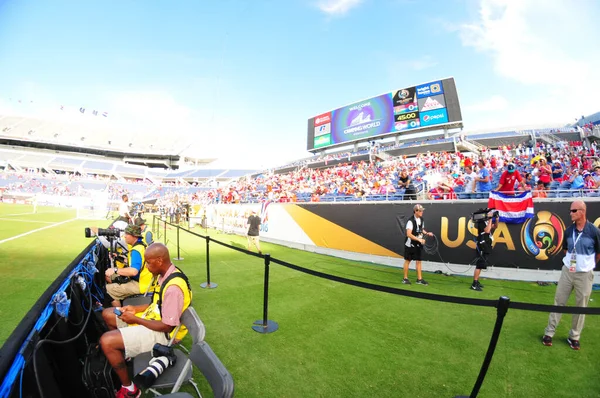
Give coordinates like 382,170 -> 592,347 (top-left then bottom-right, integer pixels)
1,203 -> 599,397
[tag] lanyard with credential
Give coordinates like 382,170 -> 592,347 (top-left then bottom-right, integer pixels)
571,229 -> 583,254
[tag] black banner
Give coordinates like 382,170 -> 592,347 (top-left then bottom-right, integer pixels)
299,201 -> 600,270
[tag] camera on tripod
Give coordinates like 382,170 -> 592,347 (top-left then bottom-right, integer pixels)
133,343 -> 178,388
84,227 -> 122,238
470,208 -> 499,223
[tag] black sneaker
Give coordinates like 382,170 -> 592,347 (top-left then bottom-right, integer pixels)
477,281 -> 484,288
542,335 -> 553,346
567,337 -> 580,350
416,279 -> 428,286
402,278 -> 411,285
471,283 -> 483,291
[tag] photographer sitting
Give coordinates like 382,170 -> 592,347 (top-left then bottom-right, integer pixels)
100,243 -> 194,398
471,209 -> 499,291
105,225 -> 152,307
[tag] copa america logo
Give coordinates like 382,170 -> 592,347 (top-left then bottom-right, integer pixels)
521,211 -> 565,260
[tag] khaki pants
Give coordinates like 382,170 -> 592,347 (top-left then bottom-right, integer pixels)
247,235 -> 260,250
106,280 -> 140,300
544,266 -> 594,340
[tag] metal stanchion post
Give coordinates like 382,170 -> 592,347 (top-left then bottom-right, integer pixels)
252,254 -> 278,334
174,225 -> 184,261
456,296 -> 510,398
201,236 -> 217,289
163,219 -> 167,244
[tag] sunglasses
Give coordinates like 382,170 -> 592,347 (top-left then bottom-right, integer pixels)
570,209 -> 582,213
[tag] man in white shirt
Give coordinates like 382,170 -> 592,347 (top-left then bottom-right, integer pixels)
118,194 -> 133,224
462,166 -> 476,199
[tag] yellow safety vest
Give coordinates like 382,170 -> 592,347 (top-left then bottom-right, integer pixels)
126,241 -> 153,294
137,269 -> 192,341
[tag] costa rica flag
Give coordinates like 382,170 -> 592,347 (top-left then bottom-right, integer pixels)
488,191 -> 534,224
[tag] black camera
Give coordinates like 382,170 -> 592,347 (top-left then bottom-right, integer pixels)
133,343 -> 178,388
471,208 -> 499,222
84,227 -> 121,238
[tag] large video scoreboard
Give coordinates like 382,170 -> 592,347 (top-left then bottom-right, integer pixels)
307,77 -> 462,151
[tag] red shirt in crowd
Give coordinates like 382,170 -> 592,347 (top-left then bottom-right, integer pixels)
497,170 -> 523,193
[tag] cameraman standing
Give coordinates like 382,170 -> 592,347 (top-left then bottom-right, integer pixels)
402,204 -> 433,285
472,209 -> 498,291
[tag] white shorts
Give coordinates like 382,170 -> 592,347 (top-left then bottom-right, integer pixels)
119,323 -> 169,358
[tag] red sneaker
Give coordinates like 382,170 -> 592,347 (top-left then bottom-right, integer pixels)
567,337 -> 580,350
115,385 -> 141,398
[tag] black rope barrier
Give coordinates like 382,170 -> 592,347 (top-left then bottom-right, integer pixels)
151,217 -> 600,398
163,218 -> 600,315
270,257 -> 498,307
456,296 -> 511,398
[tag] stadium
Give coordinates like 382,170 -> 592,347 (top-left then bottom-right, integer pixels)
2,1 -> 600,397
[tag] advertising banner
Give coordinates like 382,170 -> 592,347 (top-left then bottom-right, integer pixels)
418,94 -> 446,112
208,201 -> 600,272
314,134 -> 331,148
330,93 -> 394,144
420,108 -> 448,127
314,112 -> 332,127
314,123 -> 331,137
416,80 -> 444,98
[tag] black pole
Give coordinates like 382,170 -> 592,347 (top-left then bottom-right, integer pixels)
252,254 -> 278,334
457,296 -> 510,398
174,225 -> 183,261
163,218 -> 167,244
200,236 -> 217,289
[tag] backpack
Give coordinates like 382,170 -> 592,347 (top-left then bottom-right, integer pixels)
81,343 -> 120,398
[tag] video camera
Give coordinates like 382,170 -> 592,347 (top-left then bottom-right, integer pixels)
84,227 -> 122,238
471,208 -> 499,223
133,343 -> 178,388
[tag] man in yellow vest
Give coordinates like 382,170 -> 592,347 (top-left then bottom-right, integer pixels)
105,224 -> 151,308
100,242 -> 194,398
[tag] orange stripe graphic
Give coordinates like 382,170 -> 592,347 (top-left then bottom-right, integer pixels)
284,205 -> 400,258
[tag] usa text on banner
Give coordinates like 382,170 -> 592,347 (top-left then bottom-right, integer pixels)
488,191 -> 534,224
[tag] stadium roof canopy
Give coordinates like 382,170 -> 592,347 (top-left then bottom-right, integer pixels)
0,113 -> 218,169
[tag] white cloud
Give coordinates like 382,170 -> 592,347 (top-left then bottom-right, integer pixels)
464,95 -> 508,112
317,0 -> 364,16
457,0 -> 600,126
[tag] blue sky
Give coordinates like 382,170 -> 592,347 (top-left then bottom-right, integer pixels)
0,0 -> 598,169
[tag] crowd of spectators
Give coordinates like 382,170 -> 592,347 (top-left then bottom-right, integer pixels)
2,135 -> 600,204
205,139 -> 600,203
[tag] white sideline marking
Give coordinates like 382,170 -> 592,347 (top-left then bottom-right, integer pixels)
3,212 -> 35,216
0,218 -> 77,245
0,218 -> 55,224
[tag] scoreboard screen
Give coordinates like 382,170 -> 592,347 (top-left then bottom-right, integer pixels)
307,77 -> 462,151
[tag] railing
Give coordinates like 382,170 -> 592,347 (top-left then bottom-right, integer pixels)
151,215 -> 600,398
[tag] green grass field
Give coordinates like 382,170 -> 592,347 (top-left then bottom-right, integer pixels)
1,203 -> 599,397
